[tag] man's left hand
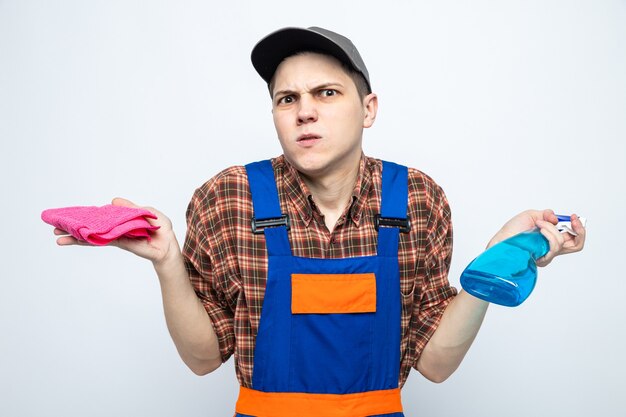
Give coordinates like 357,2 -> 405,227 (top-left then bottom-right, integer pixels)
487,209 -> 586,267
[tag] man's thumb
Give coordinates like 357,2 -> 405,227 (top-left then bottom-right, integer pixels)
111,197 -> 137,208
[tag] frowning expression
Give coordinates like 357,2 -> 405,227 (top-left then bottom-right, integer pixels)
271,52 -> 377,179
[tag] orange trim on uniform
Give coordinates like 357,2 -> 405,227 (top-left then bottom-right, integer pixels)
236,386 -> 402,417
291,273 -> 377,314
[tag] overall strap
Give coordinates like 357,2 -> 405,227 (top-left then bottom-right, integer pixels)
245,160 -> 291,256
377,161 -> 409,256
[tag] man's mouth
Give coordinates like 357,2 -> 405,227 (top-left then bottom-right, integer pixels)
297,134 -> 321,142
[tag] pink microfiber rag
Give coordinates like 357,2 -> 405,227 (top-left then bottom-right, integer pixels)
41,205 -> 160,246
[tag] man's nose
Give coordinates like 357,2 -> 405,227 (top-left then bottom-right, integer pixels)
297,94 -> 318,125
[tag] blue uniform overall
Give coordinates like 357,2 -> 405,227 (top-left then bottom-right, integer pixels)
235,160 -> 408,417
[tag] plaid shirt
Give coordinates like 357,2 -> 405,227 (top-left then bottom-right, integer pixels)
183,154 -> 457,388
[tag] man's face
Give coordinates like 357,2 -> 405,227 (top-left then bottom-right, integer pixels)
271,52 -> 377,179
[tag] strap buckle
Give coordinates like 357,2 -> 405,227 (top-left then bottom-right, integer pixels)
374,214 -> 411,233
251,214 -> 291,234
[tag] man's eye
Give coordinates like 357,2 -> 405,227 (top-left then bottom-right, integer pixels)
278,96 -> 294,104
320,89 -> 337,97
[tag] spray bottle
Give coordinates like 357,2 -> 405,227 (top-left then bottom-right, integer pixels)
460,215 -> 586,307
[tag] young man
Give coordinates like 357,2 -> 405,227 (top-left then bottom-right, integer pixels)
54,27 -> 586,416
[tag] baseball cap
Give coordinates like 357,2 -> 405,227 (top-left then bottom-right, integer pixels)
250,26 -> 371,93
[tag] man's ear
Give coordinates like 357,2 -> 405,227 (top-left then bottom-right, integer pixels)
362,93 -> 378,128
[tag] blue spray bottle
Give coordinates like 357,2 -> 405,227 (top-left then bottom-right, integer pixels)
460,215 -> 585,307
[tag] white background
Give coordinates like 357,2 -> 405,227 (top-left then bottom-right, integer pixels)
1,1 -> 625,416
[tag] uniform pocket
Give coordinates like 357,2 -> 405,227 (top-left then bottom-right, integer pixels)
291,273 -> 377,314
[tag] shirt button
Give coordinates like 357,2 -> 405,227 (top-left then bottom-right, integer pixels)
330,236 -> 336,245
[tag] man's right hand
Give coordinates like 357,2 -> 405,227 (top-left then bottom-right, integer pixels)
54,197 -> 179,268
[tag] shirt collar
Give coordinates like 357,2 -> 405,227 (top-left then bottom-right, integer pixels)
277,154 -> 372,229
278,156 -> 314,227
349,154 -> 372,227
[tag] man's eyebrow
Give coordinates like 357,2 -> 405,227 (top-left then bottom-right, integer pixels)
310,82 -> 344,90
273,88 -> 297,100
273,82 -> 345,100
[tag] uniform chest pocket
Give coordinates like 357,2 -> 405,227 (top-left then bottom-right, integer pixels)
291,273 -> 377,314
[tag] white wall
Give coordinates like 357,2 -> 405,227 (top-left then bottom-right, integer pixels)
1,1 -> 624,416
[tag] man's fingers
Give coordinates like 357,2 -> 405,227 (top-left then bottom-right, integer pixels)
111,197 -> 159,219
112,197 -> 137,208
55,235 -> 74,245
552,214 -> 586,254
541,209 -> 558,225
536,220 -> 565,266
571,214 -> 586,245
53,229 -> 91,246
536,220 -> 565,246
56,235 -> 90,246
535,213 -> 587,265
562,214 -> 586,253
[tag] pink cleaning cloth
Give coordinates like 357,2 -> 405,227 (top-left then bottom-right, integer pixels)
41,204 -> 160,246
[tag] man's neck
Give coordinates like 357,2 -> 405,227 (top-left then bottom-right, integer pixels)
300,159 -> 361,232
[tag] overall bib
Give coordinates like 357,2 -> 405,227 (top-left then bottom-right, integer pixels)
235,160 -> 408,417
